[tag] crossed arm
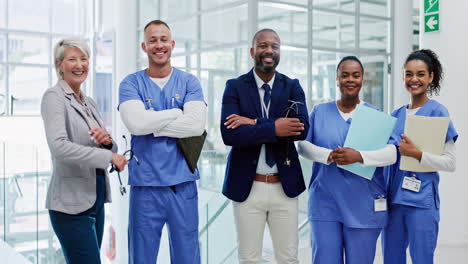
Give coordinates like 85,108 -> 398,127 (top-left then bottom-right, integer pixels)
119,100 -> 206,138
220,80 -> 309,147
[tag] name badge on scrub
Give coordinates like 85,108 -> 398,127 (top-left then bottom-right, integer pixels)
145,98 -> 154,111
402,175 -> 421,192
374,195 -> 387,212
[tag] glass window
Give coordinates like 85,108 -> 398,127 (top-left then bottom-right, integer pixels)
96,38 -> 113,72
51,0 -> 81,34
313,11 -> 355,50
161,0 -> 197,20
137,30 -> 146,61
275,0 -> 308,5
200,50 -> 235,71
95,72 -> 113,130
0,34 -> 5,62
201,5 -> 248,49
172,17 -> 198,52
8,34 -> 49,65
8,0 -> 49,32
171,55 -> 186,69
202,0 -> 244,10
311,50 -> 338,105
276,48 -> 308,93
0,143 -> 3,240
0,66 -> 5,115
362,59 -> 385,110
9,66 -> 49,115
139,0 -> 160,28
0,0 -> 5,28
314,0 -> 355,11
199,49 -> 240,142
361,0 -> 388,17
190,54 -> 199,70
360,17 -> 389,52
259,2 -> 308,47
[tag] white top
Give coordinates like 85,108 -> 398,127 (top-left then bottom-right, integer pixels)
252,69 -> 278,175
406,107 -> 456,172
298,101 -> 397,167
149,68 -> 173,90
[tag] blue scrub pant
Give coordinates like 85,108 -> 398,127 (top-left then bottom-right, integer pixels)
49,169 -> 106,264
382,204 -> 439,264
311,221 -> 381,264
128,181 -> 200,264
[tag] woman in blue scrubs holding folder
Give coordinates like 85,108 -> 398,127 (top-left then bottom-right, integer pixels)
382,49 -> 458,264
298,56 -> 396,264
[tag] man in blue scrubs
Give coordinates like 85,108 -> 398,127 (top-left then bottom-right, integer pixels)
118,20 -> 206,264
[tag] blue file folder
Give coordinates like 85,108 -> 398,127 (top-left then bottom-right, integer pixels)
337,105 -> 397,180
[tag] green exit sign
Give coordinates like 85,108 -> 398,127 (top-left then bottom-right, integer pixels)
424,0 -> 440,33
424,0 -> 439,14
425,13 -> 439,32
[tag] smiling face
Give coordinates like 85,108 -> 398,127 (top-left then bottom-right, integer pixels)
141,23 -> 175,68
250,31 -> 280,74
59,47 -> 89,91
337,60 -> 363,100
404,59 -> 433,97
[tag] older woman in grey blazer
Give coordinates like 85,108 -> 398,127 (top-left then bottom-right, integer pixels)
41,37 -> 127,264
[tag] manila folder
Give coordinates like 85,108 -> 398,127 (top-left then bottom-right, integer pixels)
400,115 -> 449,172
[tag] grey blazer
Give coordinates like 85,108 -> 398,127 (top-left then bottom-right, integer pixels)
41,80 -> 117,214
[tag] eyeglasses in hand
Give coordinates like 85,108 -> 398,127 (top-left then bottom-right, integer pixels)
284,100 -> 304,118
109,135 -> 140,195
283,100 -> 304,167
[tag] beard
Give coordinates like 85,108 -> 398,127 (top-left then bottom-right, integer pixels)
254,54 -> 279,73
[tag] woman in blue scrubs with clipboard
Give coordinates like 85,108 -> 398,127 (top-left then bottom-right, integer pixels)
298,56 -> 396,264
382,49 -> 458,264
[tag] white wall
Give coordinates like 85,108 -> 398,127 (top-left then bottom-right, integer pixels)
419,0 -> 468,248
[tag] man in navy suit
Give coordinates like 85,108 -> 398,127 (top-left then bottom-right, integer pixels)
220,29 -> 309,263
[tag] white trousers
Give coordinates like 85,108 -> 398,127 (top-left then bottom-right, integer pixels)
233,181 -> 299,264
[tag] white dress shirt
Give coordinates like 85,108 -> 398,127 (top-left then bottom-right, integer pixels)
252,70 -> 278,175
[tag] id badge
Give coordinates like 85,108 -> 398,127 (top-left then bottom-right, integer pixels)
145,98 -> 154,111
374,196 -> 387,212
402,176 -> 421,192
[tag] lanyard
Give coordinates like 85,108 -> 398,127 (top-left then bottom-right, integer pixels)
260,90 -> 270,118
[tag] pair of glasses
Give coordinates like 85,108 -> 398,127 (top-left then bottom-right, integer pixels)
284,100 -> 304,118
109,135 -> 140,195
283,100 -> 305,167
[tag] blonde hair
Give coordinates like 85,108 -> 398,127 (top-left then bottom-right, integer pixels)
53,37 -> 90,79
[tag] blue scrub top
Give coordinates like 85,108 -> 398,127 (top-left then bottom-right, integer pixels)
386,99 -> 458,210
118,68 -> 205,186
306,101 -> 388,228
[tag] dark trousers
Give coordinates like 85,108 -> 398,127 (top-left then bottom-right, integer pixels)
49,169 -> 106,264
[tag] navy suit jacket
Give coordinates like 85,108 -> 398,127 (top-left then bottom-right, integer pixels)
220,69 -> 309,202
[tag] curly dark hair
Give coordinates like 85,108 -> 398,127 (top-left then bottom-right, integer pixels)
404,49 -> 443,96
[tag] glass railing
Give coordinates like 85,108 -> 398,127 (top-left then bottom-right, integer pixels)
0,140 -> 314,264
196,146 -> 314,263
0,141 -> 65,264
